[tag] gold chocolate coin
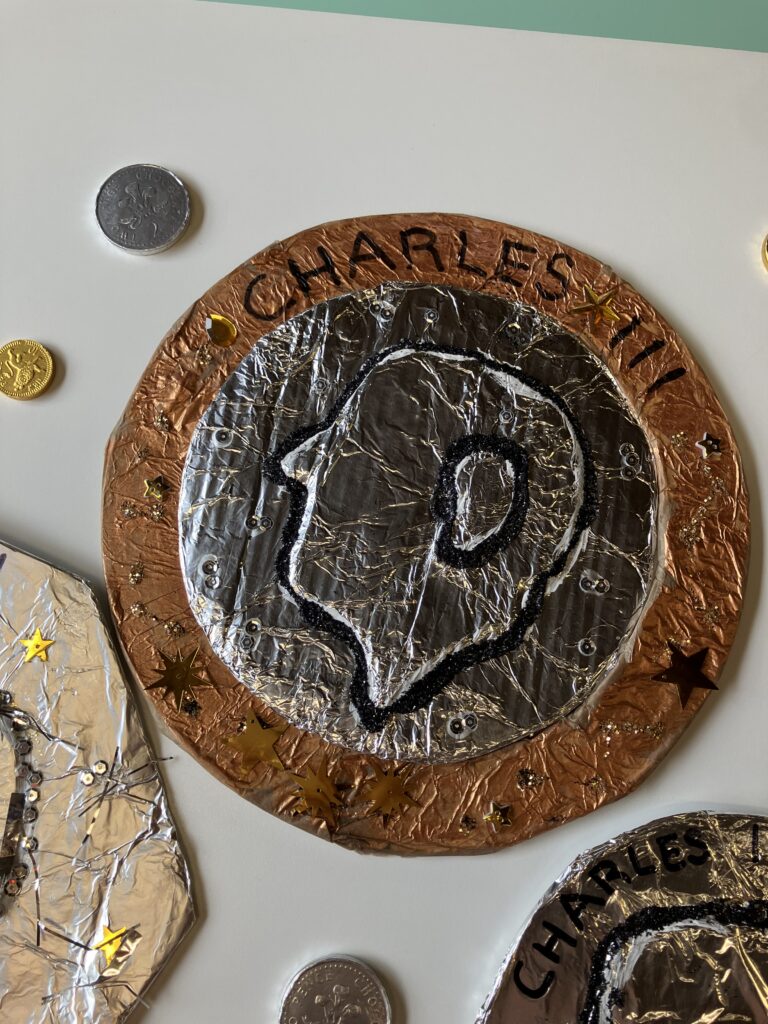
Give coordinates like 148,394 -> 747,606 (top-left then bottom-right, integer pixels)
0,340 -> 55,401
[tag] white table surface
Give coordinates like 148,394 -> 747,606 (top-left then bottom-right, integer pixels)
1,2 -> 766,1021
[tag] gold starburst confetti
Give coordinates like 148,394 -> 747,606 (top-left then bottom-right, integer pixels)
291,762 -> 342,824
364,764 -> 417,819
147,650 -> 211,711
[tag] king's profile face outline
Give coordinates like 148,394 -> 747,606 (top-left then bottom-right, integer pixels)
265,340 -> 597,733
579,900 -> 768,1024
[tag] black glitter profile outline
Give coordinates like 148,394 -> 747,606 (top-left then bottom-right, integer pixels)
264,341 -> 597,732
432,434 -> 529,570
579,899 -> 768,1023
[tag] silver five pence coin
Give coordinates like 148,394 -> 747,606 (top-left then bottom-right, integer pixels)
95,164 -> 191,254
280,956 -> 392,1024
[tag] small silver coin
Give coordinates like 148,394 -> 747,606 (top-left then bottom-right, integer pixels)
280,955 -> 392,1024
95,164 -> 191,254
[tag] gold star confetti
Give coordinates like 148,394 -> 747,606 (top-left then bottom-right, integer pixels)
144,475 -> 169,501
484,803 -> 513,830
228,715 -> 287,772
696,433 -> 722,458
20,627 -> 54,663
147,649 -> 211,711
364,763 -> 417,819
570,285 -> 621,327
94,924 -> 127,968
652,644 -> 718,709
291,761 -> 342,824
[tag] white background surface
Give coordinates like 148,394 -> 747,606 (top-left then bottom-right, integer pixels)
1,2 -> 767,1021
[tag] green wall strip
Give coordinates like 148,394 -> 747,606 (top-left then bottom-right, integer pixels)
199,0 -> 768,53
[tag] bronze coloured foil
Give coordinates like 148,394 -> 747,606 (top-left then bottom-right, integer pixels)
102,214 -> 748,854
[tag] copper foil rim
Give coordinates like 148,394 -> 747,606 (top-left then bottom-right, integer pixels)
101,213 -> 749,855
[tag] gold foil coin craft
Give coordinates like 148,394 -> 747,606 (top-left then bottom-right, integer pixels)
0,340 -> 54,401
102,213 -> 749,855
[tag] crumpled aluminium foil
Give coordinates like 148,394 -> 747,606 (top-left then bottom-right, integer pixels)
0,540 -> 194,1022
478,811 -> 768,1023
180,282 -> 657,763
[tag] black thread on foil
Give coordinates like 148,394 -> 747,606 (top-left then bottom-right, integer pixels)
264,341 -> 597,732
578,899 -> 768,1024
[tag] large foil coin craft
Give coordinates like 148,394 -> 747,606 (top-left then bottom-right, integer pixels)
478,812 -> 768,1023
102,214 -> 748,854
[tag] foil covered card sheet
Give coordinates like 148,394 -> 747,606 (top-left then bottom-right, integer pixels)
478,812 -> 768,1023
0,540 -> 194,1022
179,285 -> 656,763
102,213 -> 748,854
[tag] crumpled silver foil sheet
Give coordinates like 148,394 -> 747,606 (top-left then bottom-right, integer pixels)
0,540 -> 194,1022
180,282 -> 657,763
478,811 -> 768,1023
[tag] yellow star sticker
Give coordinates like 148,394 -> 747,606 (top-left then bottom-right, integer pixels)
144,475 -> 169,501
364,763 -> 417,819
94,924 -> 127,968
291,761 -> 342,825
483,802 -> 513,830
147,649 -> 211,711
20,627 -> 54,663
570,285 -> 621,327
228,715 -> 287,772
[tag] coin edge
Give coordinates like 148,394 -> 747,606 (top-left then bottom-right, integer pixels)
279,955 -> 392,1024
94,163 -> 191,255
0,340 -> 55,401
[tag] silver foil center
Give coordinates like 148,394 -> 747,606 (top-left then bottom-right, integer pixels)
179,283 -> 658,763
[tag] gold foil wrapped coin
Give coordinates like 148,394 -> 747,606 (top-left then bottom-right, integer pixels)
0,340 -> 54,400
102,214 -> 749,855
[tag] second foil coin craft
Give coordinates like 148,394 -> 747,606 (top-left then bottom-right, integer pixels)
102,213 -> 749,854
